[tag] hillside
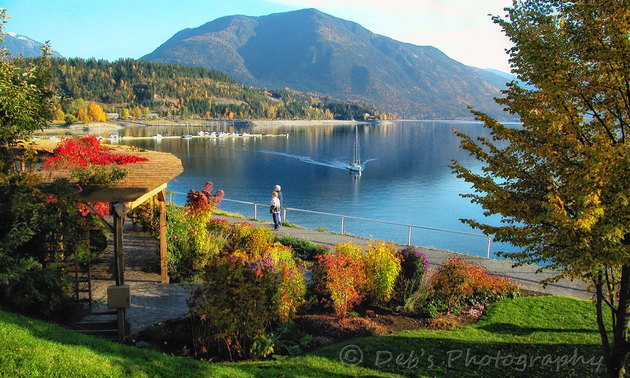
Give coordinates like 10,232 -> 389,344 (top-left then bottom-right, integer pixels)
142,8 -> 512,120
45,57 -> 383,120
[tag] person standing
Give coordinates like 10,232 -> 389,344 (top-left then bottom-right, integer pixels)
270,191 -> 281,230
274,184 -> 283,222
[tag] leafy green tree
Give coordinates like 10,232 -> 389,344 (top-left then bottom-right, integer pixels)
0,10 -> 75,318
451,1 -> 630,376
0,9 -> 55,173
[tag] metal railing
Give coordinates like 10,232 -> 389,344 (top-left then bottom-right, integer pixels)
212,197 -> 494,258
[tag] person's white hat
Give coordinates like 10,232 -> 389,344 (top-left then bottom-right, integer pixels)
274,185 -> 281,191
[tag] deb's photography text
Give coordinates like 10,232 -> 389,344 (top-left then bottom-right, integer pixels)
338,345 -> 603,373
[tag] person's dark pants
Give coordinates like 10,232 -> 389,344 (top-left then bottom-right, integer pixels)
272,213 -> 280,230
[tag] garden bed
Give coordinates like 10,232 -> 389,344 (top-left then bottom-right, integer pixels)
135,305 -> 482,360
135,289 -> 544,360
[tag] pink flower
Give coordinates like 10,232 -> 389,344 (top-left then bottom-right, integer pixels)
77,186 -> 83,193
81,209 -> 89,217
48,194 -> 57,203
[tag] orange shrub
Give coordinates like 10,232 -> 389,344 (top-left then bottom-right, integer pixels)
316,242 -> 366,318
429,256 -> 519,314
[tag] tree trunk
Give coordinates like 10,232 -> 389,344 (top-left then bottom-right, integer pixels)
600,265 -> 630,378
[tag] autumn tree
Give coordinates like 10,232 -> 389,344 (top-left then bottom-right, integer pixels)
87,101 -> 106,123
54,106 -> 65,122
451,1 -> 630,377
77,107 -> 88,124
132,106 -> 142,119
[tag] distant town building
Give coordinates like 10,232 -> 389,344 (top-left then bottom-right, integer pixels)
107,113 -> 119,119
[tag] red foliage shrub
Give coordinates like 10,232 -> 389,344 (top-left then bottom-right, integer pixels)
45,136 -> 148,168
184,182 -> 224,218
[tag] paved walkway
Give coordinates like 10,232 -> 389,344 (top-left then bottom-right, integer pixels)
86,215 -> 591,337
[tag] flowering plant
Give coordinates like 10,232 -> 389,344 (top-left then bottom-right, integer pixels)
187,225 -> 306,360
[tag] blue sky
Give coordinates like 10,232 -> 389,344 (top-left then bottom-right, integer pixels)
1,0 -> 513,72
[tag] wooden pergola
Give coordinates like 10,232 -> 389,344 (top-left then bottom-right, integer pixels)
15,140 -> 184,340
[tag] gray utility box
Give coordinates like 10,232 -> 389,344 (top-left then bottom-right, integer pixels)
107,285 -> 131,309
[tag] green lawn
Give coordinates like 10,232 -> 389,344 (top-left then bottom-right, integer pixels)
0,295 -> 607,377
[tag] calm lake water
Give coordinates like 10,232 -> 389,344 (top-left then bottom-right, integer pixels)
110,120 -> 517,258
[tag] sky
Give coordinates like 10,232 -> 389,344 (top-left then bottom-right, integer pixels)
1,0 -> 514,73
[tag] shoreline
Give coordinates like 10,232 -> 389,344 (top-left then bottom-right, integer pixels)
36,119 -> 394,136
35,122 -> 123,135
247,119 -> 392,127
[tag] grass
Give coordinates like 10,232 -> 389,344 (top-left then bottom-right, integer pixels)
213,209 -> 247,219
276,234 -> 329,260
0,295 -> 608,377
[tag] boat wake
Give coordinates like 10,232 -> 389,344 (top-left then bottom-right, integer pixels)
259,149 -> 346,169
259,149 -> 379,170
214,145 -> 378,170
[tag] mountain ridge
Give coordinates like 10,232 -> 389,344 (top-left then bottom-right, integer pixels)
142,8 -> 513,120
1,32 -> 63,58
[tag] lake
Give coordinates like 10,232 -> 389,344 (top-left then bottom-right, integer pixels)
110,120 -> 517,258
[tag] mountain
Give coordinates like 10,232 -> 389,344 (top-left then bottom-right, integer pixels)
1,32 -> 63,58
142,8 -> 513,120
473,68 -> 512,91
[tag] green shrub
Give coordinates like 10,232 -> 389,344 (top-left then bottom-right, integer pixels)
363,241 -> 401,304
270,320 -> 312,355
0,169 -> 116,319
188,254 -> 279,361
265,244 -> 307,322
275,234 -> 330,261
394,246 -> 430,313
163,183 -> 224,282
187,223 -> 306,361
164,204 -> 219,282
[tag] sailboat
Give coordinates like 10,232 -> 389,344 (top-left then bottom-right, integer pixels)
347,124 -> 363,172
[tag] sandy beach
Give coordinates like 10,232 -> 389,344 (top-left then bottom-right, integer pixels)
35,122 -> 123,136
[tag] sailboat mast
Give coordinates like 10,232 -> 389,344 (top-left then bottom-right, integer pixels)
354,124 -> 360,164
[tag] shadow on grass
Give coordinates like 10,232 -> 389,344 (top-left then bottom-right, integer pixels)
0,310 -> 398,378
311,336 -> 606,378
477,322 -> 602,336
0,294 -> 612,378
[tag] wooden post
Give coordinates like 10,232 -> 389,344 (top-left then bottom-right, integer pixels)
157,190 -> 169,283
112,203 -> 128,342
113,204 -> 125,286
